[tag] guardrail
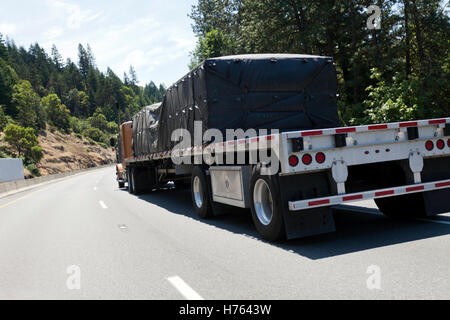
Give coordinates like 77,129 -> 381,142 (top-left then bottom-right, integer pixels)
0,164 -> 114,198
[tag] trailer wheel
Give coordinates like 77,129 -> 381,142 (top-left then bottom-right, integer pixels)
375,193 -> 426,218
128,167 -> 134,194
191,166 -> 213,219
250,166 -> 285,241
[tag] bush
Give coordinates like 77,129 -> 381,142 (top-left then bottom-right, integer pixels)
11,80 -> 43,130
98,142 -> 108,149
0,105 -> 6,131
70,116 -> 90,134
362,69 -> 420,124
25,163 -> 40,177
82,127 -> 105,143
84,136 -> 97,146
42,94 -> 71,133
3,124 -> 39,157
27,145 -> 44,164
89,108 -> 108,131
107,121 -> 118,134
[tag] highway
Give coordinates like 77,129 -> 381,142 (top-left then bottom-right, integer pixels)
0,166 -> 449,300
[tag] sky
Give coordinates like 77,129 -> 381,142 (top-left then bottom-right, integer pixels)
0,0 -> 198,87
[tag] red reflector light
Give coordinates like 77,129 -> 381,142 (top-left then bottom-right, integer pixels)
302,154 -> 312,165
425,141 -> 434,151
436,139 -> 445,150
289,155 -> 299,167
315,152 -> 326,164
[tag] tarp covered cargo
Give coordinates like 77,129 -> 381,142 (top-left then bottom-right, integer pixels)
133,54 -> 339,156
132,103 -> 161,158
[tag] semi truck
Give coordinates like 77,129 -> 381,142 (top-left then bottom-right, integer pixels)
112,54 -> 450,241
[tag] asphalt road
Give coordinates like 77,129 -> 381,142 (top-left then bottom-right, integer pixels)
0,166 -> 449,300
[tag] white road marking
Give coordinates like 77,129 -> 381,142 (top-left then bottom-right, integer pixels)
99,201 -> 108,209
167,276 -> 204,300
94,187 -> 98,191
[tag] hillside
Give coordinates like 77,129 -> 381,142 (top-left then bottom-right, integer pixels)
0,34 -> 164,182
0,129 -> 115,179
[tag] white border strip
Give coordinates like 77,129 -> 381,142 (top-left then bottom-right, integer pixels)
289,179 -> 450,211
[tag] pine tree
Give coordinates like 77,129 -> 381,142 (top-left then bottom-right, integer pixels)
51,44 -> 63,70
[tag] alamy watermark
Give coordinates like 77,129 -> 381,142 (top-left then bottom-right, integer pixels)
366,265 -> 381,290
367,5 -> 381,30
170,121 -> 280,176
66,265 -> 81,290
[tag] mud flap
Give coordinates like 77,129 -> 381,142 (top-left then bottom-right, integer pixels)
279,173 -> 336,240
282,207 -> 335,240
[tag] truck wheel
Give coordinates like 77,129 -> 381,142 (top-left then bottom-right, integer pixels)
191,166 -> 213,219
131,167 -> 145,195
128,168 -> 134,194
250,166 -> 285,242
375,193 -> 426,219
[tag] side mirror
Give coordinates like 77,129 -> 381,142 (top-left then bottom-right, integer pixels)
110,137 -> 117,147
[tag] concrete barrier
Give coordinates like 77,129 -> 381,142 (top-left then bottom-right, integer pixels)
0,164 -> 114,199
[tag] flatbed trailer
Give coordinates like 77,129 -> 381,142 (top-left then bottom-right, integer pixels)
115,116 -> 450,241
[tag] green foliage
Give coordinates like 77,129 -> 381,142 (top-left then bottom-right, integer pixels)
27,145 -> 44,164
88,107 -> 108,131
190,0 -> 450,125
2,40 -> 165,138
362,69 -> 418,124
11,80 -> 44,130
107,121 -> 118,134
190,29 -> 234,68
98,142 -> 108,149
69,116 -> 89,134
3,124 -> 39,158
85,137 -> 96,146
25,163 -> 41,177
42,94 -> 71,133
65,89 -> 91,118
0,105 -> 7,131
0,57 -> 19,114
82,127 -> 105,143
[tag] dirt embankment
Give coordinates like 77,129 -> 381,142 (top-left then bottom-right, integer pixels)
37,130 -> 115,177
1,130 -> 115,178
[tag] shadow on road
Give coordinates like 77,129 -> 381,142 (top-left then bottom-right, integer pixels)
133,187 -> 450,260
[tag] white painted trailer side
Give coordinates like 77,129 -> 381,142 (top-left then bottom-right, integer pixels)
0,158 -> 24,183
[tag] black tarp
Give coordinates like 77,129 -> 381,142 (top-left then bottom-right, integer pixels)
132,103 -> 161,158
133,54 -> 339,156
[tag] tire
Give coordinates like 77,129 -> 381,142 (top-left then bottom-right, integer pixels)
191,166 -> 213,219
375,193 -> 426,219
249,166 -> 285,242
128,167 -> 134,194
131,167 -> 145,195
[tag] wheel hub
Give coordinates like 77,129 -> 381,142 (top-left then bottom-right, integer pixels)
253,179 -> 274,226
193,176 -> 203,208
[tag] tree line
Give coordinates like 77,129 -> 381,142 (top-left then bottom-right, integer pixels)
0,35 -> 165,172
189,0 -> 449,125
